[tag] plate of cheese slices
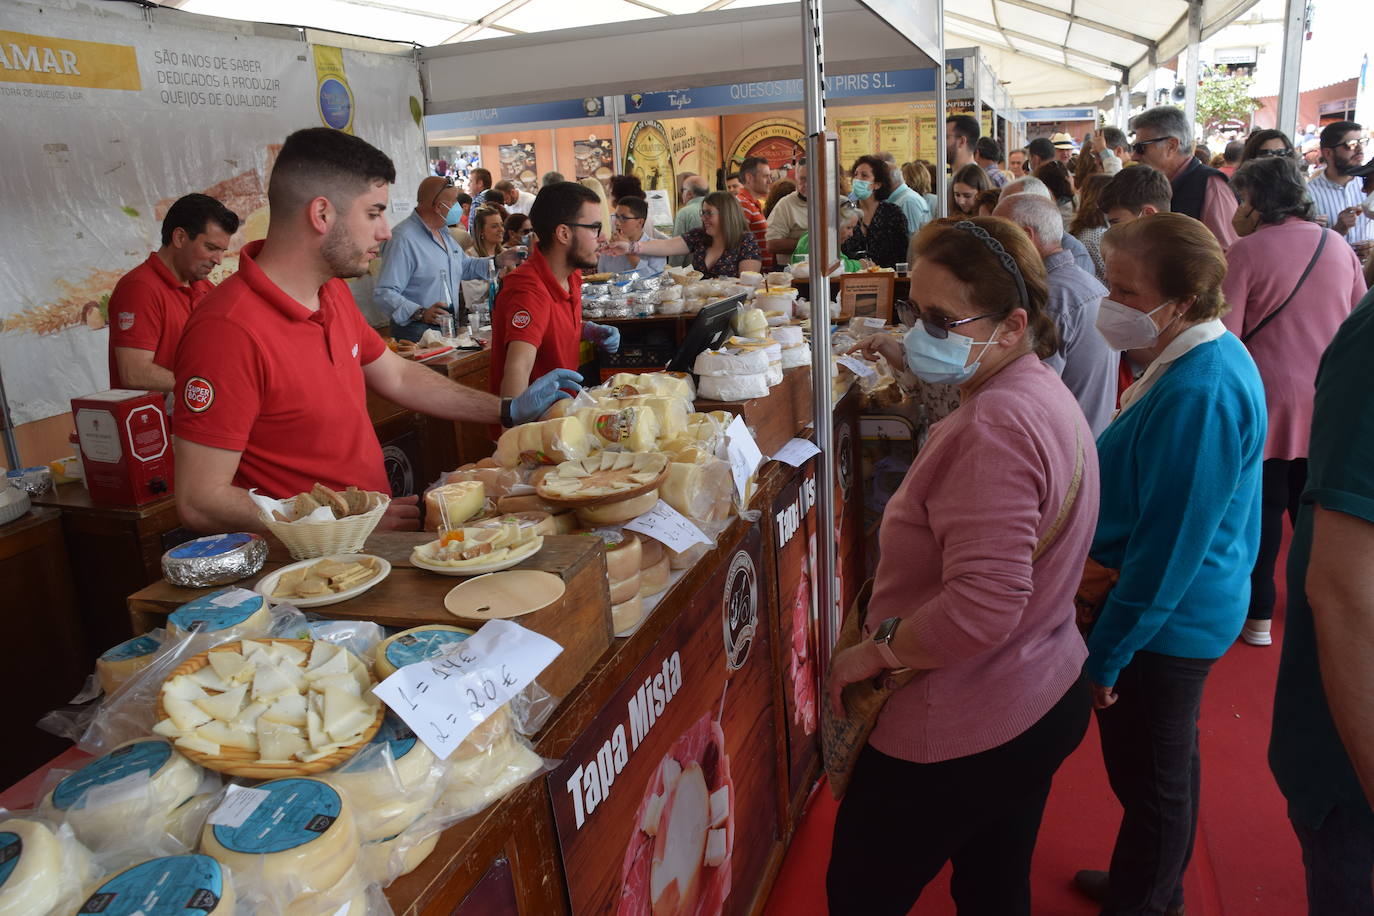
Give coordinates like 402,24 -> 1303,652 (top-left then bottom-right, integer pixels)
256,554 -> 390,607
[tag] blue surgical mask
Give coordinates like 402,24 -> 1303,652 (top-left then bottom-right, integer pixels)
851,179 -> 872,200
444,204 -> 463,227
902,319 -> 1002,385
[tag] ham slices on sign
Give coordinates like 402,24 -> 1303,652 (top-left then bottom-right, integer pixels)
618,712 -> 735,916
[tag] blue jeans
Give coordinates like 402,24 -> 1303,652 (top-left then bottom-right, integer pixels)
1292,803 -> 1374,915
1096,651 -> 1215,915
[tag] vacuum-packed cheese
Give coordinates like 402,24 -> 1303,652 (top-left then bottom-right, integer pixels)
574,407 -> 661,452
424,481 -> 485,530
0,818 -> 95,916
660,459 -> 732,522
167,589 -> 270,639
75,854 -> 233,916
493,416 -> 592,467
693,348 -> 770,378
96,633 -> 163,694
698,373 -> 769,401
326,717 -> 441,842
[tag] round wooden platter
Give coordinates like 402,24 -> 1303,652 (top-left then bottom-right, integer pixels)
443,570 -> 566,621
534,460 -> 670,509
156,638 -> 384,779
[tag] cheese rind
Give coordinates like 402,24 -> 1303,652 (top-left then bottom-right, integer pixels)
639,555 -> 671,598
612,595 -> 646,633
96,633 -> 163,695
574,489 -> 660,526
424,481 -> 485,530
374,625 -> 475,679
604,533 -> 642,580
167,590 -> 270,639
697,373 -> 770,401
0,818 -> 95,916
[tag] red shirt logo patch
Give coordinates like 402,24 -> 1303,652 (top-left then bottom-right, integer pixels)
184,376 -> 214,413
511,310 -> 532,330
117,312 -> 135,331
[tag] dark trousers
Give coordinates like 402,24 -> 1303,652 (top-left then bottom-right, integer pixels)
1292,803 -> 1374,915
1248,457 -> 1308,620
1097,651 -> 1216,915
827,673 -> 1090,916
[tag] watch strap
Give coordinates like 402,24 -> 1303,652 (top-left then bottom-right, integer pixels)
500,397 -> 514,428
873,617 -> 903,668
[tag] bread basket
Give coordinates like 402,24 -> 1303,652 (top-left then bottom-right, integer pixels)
264,497 -> 389,560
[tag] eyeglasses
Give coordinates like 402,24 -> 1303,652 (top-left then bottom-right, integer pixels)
1130,136 -> 1171,156
612,214 -> 644,222
899,300 -> 1002,339
1256,147 -> 1294,158
1328,139 -> 1366,153
564,221 -> 604,235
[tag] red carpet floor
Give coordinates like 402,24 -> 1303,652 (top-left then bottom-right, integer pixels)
766,531 -> 1305,916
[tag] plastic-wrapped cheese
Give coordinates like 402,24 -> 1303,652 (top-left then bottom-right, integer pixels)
75,854 -> 233,916
284,863 -> 366,916
661,459 -> 732,522
606,371 -> 696,402
0,818 -> 95,916
326,716 -> 441,842
770,325 -> 805,347
201,777 -> 356,896
694,348 -> 770,378
698,373 -> 769,401
574,407 -> 661,452
441,734 -> 543,815
731,307 -> 768,339
639,555 -> 671,598
780,344 -> 813,369
360,819 -> 441,883
162,533 -> 268,588
493,416 -> 592,467
96,632 -> 163,694
574,489 -> 660,526
424,481 -> 485,530
595,395 -> 689,439
45,738 -> 202,851
167,589 -> 270,639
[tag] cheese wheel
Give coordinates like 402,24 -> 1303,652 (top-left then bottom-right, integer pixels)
574,489 -> 660,527
497,493 -> 561,514
442,735 -> 543,815
162,533 -> 268,589
283,862 -> 365,916
0,818 -> 94,916
606,371 -> 695,402
167,589 -> 270,639
694,348 -> 769,378
46,739 -> 201,851
75,854 -> 233,916
731,307 -> 768,339
494,416 -> 591,467
612,595 -> 646,632
326,717 -> 441,842
698,373 -> 770,401
549,511 -> 579,534
424,481 -> 485,531
595,395 -> 689,439
604,532 -> 642,581
639,555 -> 671,598
669,540 -> 712,571
359,819 -> 441,883
780,343 -> 812,369
470,511 -> 556,538
574,407 -> 660,452
96,633 -> 163,694
639,537 -> 664,570
770,325 -> 804,346
609,569 -> 642,605
661,459 -> 731,521
201,778 -> 356,896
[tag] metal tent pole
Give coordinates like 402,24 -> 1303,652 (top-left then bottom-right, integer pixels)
1276,0 -> 1306,139
935,3 -> 948,216
0,359 -> 21,470
1183,0 -> 1202,128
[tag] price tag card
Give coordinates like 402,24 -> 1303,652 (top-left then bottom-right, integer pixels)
836,355 -> 877,381
724,414 -> 765,501
373,619 -> 563,760
857,317 -> 887,329
625,500 -> 711,552
773,437 -> 822,467
208,785 -> 271,828
210,588 -> 259,608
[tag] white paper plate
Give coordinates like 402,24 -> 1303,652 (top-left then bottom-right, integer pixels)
409,536 -> 544,577
256,554 -> 391,608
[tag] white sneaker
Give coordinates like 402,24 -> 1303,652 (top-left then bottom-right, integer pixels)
1241,622 -> 1272,646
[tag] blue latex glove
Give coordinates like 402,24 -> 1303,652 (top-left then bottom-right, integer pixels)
582,321 -> 621,353
510,368 -> 583,425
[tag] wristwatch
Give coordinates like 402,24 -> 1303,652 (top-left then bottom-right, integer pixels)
871,616 -> 903,669
500,397 -> 514,428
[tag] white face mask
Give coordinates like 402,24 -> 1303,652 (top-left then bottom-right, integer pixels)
1095,298 -> 1174,350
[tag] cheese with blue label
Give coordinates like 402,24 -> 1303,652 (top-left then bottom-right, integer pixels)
96,633 -> 163,694
162,533 -> 267,588
0,817 -> 95,916
167,589 -> 270,639
76,854 -> 232,915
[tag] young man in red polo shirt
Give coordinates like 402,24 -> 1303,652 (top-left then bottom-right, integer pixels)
173,128 -> 580,534
107,194 -> 238,391
491,181 -> 621,399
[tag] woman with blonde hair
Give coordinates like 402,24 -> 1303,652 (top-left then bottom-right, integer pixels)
598,190 -> 760,278
465,206 -> 505,259
578,176 -> 612,238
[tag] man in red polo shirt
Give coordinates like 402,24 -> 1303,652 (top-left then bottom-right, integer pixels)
173,128 -> 581,534
107,194 -> 238,391
491,181 -> 621,398
735,156 -> 774,269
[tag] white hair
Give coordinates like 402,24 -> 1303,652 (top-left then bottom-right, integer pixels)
1001,176 -> 1052,200
993,193 -> 1064,255
1131,105 -> 1193,147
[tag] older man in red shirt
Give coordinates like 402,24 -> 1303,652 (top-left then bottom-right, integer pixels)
735,156 -> 774,269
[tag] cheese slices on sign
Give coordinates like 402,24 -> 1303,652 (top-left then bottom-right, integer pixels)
201,777 -> 356,897
96,632 -> 163,694
44,738 -> 202,851
73,854 -> 233,916
0,818 -> 95,916
167,589 -> 270,639
326,715 -> 442,842
423,481 -> 485,531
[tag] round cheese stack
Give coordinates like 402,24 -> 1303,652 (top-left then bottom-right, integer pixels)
738,271 -> 764,288
46,738 -> 201,851
780,343 -> 813,369
0,818 -> 95,916
694,347 -> 770,378
424,481 -> 485,530
639,536 -> 664,570
770,325 -> 804,347
698,374 -> 769,401
167,589 -> 270,639
613,595 -> 646,632
75,854 -> 233,916
493,416 -> 592,468
575,489 -> 660,527
201,777 -> 356,896
731,307 -> 768,339
327,716 -> 441,842
96,632 -> 163,694
604,532 -> 642,581
609,569 -> 642,605
639,555 -> 671,598
359,818 -> 441,883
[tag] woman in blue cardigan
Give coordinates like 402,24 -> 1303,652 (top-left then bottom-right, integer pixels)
1072,213 -> 1266,915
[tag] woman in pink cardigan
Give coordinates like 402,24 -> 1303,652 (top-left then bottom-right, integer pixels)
827,218 -> 1100,915
1224,156 -> 1367,645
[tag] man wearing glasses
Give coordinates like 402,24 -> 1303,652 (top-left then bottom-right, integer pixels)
1128,106 -> 1237,251
597,196 -> 668,275
490,182 -> 620,401
1308,121 -> 1371,255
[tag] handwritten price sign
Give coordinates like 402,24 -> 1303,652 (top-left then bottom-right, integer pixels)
372,619 -> 563,760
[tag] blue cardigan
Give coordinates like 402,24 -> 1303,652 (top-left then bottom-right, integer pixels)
1087,332 -> 1266,687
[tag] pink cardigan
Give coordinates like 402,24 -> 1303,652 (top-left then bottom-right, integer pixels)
867,353 -> 1099,763
1222,218 -> 1366,461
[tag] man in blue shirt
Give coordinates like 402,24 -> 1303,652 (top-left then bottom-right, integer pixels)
375,176 -> 495,342
598,196 -> 668,276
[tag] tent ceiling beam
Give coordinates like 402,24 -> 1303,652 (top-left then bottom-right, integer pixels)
993,0 -> 1156,50
948,30 -> 1118,87
440,0 -> 532,43
945,12 -> 1126,80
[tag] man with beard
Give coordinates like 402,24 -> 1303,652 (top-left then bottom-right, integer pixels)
490,181 -> 620,399
173,128 -> 580,533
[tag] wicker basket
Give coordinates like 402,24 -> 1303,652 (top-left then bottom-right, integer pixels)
263,497 -> 389,561
156,638 -> 384,779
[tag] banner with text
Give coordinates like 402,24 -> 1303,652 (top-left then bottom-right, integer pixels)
0,3 -> 425,425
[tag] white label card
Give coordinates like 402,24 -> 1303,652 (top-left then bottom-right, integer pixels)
724,415 -> 765,502
82,772 -> 150,811
373,619 -> 563,761
207,785 -> 271,828
210,587 -> 259,608
858,317 -> 887,329
836,355 -> 877,381
773,437 -> 822,467
625,500 -> 712,552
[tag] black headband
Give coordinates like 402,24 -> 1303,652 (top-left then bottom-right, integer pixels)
954,220 -> 1030,313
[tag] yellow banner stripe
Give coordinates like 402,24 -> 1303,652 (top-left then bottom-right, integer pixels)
0,30 -> 140,91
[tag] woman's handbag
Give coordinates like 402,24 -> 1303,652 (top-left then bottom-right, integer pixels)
1074,557 -> 1120,634
821,422 -> 1084,799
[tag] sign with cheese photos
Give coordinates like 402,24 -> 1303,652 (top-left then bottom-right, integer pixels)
372,619 -> 562,760
547,523 -> 780,916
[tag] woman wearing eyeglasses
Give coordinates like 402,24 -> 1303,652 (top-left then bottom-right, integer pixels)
826,218 -> 1098,915
1238,128 -> 1297,167
597,190 -> 760,279
1071,214 -> 1266,915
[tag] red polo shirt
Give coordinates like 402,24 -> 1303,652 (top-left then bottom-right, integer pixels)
489,245 -> 582,394
107,253 -> 213,389
172,240 -> 390,499
735,188 -> 773,269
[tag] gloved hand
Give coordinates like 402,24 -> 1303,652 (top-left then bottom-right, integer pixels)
582,321 -> 621,353
510,368 -> 583,425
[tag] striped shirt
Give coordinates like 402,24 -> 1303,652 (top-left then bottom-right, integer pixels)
735,188 -> 773,268
1308,172 -> 1372,246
